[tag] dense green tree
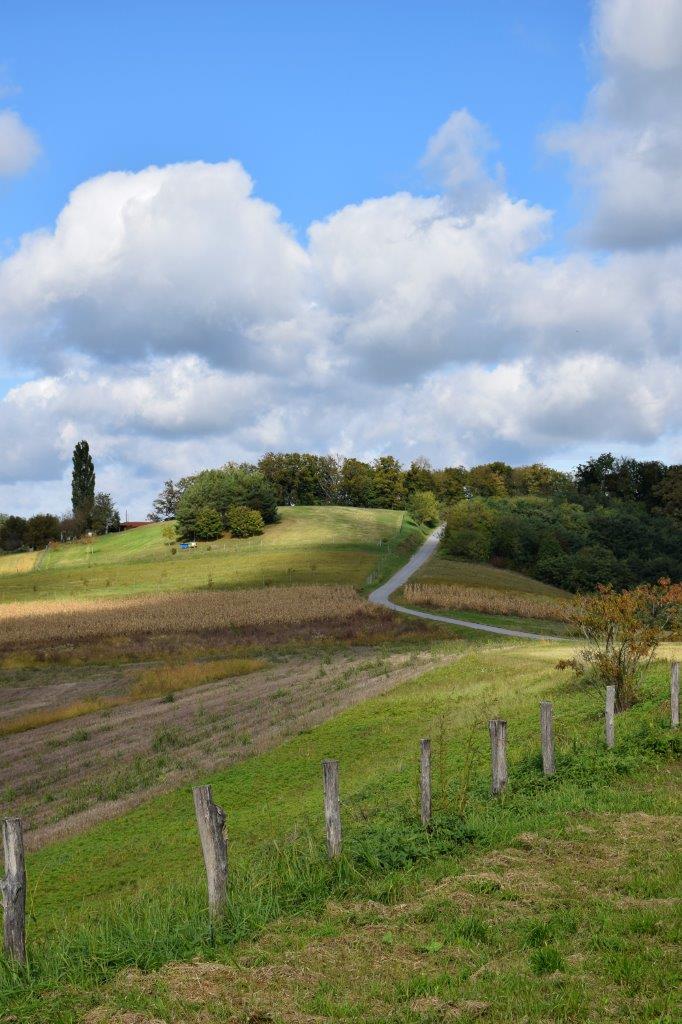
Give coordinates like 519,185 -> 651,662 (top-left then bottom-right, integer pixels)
407,490 -> 440,527
0,515 -> 28,551
71,440 -> 96,527
442,492 -> 682,592
149,480 -> 182,521
372,456 -> 405,509
467,464 -> 509,497
404,458 -> 436,496
654,465 -> 682,521
194,505 -> 224,541
91,493 -> 121,534
433,466 -> 468,505
227,505 -> 264,537
24,514 -> 60,548
340,458 -> 375,507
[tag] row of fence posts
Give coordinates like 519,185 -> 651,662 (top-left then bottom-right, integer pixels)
2,662 -> 680,964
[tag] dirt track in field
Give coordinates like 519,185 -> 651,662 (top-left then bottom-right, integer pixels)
0,646 -> 460,850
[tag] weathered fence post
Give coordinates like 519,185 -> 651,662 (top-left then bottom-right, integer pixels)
605,686 -> 616,749
540,701 -> 555,776
193,785 -> 228,921
1,817 -> 26,965
420,738 -> 432,826
488,719 -> 508,795
671,662 -> 680,729
322,759 -> 342,858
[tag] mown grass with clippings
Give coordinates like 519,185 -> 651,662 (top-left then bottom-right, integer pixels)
0,645 -> 679,1023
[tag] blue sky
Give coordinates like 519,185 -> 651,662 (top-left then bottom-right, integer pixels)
3,1 -> 589,247
1,0 -> 681,517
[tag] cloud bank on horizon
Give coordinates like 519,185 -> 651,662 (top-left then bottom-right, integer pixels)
1,0 -> 681,517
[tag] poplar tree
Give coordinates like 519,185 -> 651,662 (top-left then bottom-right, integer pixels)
71,440 -> 96,527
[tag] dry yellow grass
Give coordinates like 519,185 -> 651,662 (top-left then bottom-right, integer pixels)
0,657 -> 266,736
0,584 -> 371,647
403,582 -> 574,622
0,551 -> 38,575
0,698 -> 119,737
129,657 -> 266,699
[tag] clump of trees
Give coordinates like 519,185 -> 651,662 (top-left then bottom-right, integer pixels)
174,466 -> 278,541
442,494 -> 682,592
0,513 -> 61,552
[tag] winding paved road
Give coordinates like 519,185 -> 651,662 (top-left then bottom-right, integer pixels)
368,525 -> 565,641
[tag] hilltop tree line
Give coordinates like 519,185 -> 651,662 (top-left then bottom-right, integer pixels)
143,451 -> 682,588
150,451 -> 681,520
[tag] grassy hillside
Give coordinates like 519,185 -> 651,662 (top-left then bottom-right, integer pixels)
0,506 -> 423,603
2,639 -> 679,1020
414,553 -> 568,597
15,641 -> 680,911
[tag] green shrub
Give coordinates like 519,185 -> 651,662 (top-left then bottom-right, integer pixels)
407,490 -> 440,527
193,505 -> 223,541
227,504 -> 264,538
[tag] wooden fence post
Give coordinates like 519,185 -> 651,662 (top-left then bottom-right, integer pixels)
671,662 -> 680,729
540,702 -> 555,776
488,719 -> 507,795
193,785 -> 228,921
605,686 -> 616,749
1,818 -> 26,965
322,760 -> 342,858
420,739 -> 432,826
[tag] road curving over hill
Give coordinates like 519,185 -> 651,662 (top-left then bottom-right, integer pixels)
368,525 -> 567,641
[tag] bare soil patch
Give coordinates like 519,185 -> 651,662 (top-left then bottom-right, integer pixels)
1,644 -> 454,848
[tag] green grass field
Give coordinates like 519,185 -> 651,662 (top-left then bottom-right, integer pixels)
3,637 -> 679,1021
0,506 -> 424,603
414,552 -> 568,598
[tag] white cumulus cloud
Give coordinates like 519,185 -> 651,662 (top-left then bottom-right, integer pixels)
0,0 -> 681,517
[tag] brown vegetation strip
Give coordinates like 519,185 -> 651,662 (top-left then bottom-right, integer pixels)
403,582 -> 574,622
0,585 -> 372,646
0,658 -> 265,736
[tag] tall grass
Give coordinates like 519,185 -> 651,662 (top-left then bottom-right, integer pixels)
403,583 -> 573,622
0,585 -> 373,646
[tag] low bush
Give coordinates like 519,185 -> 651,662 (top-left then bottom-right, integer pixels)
227,504 -> 264,538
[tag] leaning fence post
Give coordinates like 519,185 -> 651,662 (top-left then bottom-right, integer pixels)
605,686 -> 616,749
671,662 -> 680,729
488,719 -> 508,795
193,785 -> 228,921
540,702 -> 555,776
322,759 -> 342,858
420,739 -> 432,826
1,817 -> 26,965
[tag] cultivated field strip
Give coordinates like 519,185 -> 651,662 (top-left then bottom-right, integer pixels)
0,647 -> 455,849
403,582 -> 573,622
0,585 -> 374,646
